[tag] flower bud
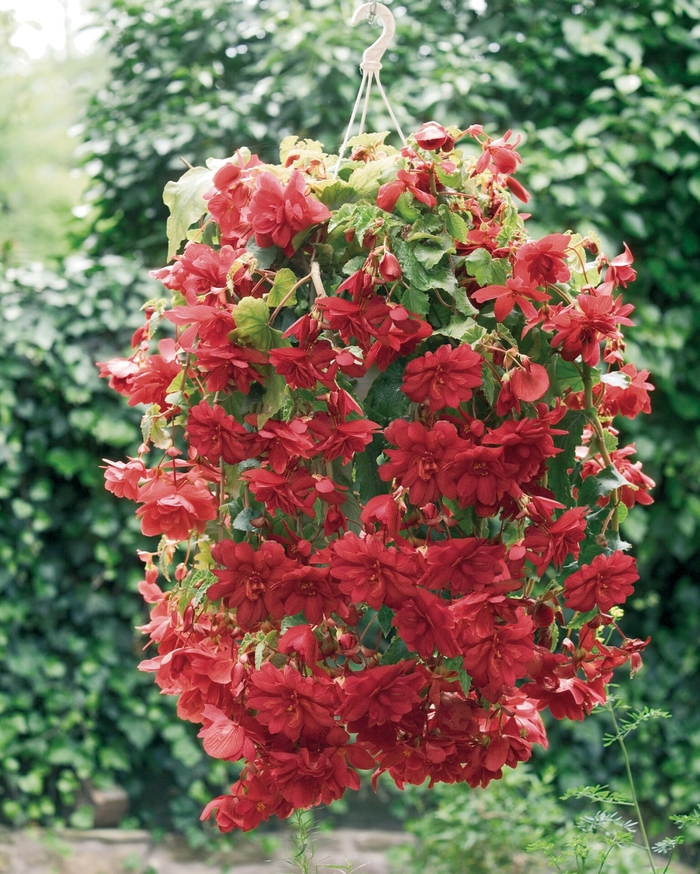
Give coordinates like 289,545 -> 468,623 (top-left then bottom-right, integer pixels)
379,252 -> 402,282
415,121 -> 454,152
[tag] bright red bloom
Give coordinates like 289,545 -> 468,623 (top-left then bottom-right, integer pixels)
563,551 -> 638,613
450,445 -> 521,515
96,356 -> 140,396
314,417 -> 380,463
422,538 -> 508,594
249,169 -> 331,256
379,251 -> 402,281
255,417 -> 316,474
600,364 -> 653,419
484,413 -> 564,485
241,467 -> 317,517
328,532 -> 418,610
393,587 -> 461,659
360,493 -> 405,542
515,233 -> 571,286
401,343 -> 483,411
127,353 -> 181,410
461,608 -> 535,699
338,663 -> 426,727
379,419 -> 468,507
194,342 -> 269,394
165,300 -> 236,351
268,341 -> 338,390
186,401 -> 251,464
509,360 -> 550,403
246,662 -> 337,741
208,540 -> 295,626
524,506 -> 588,574
599,243 -> 636,294
547,292 -> 635,367
474,129 -> 523,176
273,565 -> 340,626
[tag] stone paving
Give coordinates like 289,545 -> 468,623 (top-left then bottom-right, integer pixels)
0,827 -> 410,874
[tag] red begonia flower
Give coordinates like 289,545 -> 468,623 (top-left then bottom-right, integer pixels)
401,343 -> 483,411
563,551 -> 638,613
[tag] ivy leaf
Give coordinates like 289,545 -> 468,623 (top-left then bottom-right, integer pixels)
163,166 -> 212,259
266,268 -> 298,307
464,249 -> 509,286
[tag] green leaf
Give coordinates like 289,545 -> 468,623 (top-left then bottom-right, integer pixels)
364,360 -> 411,427
230,297 -> 275,350
381,636 -> 415,665
392,236 -> 431,290
232,508 -> 260,532
445,211 -> 469,243
163,166 -> 213,260
245,237 -> 279,270
451,287 -> 478,317
578,465 -> 635,507
464,249 -> 509,286
548,410 -> 586,507
258,373 -> 291,428
314,179 -> 357,209
434,316 -> 486,344
377,605 -> 395,636
266,268 -> 298,307
400,285 -> 430,316
347,156 -> 397,197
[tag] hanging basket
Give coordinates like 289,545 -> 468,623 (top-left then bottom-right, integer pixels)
99,4 -> 653,833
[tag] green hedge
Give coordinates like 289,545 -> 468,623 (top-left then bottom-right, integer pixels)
0,257 -> 231,835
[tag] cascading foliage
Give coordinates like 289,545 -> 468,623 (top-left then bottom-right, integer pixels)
100,120 -> 653,831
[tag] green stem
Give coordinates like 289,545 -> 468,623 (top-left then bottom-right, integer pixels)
607,702 -> 657,873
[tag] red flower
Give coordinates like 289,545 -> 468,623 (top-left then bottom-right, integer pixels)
103,457 -> 145,501
248,169 -> 331,256
328,532 -> 417,610
393,587 -> 461,659
197,705 -> 256,761
471,272 -> 551,321
314,417 -> 380,463
194,342 -> 268,394
274,566 -> 340,626
461,608 -> 535,698
255,417 -> 316,474
600,364 -> 653,419
422,538 -> 508,595
379,251 -> 402,281
208,540 -> 295,627
414,121 -> 454,152
136,473 -> 218,541
338,663 -> 426,727
515,233 -> 571,287
241,467 -> 317,518
377,169 -> 437,213
450,445 -> 520,515
127,353 -> 181,410
246,662 -> 337,741
599,243 -> 636,294
563,552 -> 638,613
474,129 -> 523,176
509,360 -> 550,403
401,344 -> 483,411
379,419 -> 468,507
186,401 -> 251,465
523,507 -> 588,575
548,293 -> 635,367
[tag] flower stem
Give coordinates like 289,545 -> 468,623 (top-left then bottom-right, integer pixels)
606,701 -> 657,873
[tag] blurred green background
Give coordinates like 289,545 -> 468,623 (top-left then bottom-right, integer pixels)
1,0 -> 700,864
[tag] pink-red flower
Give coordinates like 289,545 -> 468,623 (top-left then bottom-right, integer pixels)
515,233 -> 571,287
248,169 -> 331,256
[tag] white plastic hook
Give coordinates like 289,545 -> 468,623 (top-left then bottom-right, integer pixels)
352,2 -> 396,73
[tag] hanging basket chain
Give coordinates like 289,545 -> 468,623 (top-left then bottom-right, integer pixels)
333,2 -> 407,177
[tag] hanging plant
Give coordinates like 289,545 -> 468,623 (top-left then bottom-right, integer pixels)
99,116 -> 653,831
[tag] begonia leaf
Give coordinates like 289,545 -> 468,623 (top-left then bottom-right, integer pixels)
163,165 -> 213,260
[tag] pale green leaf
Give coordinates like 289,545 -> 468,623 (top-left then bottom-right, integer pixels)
163,166 -> 213,260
